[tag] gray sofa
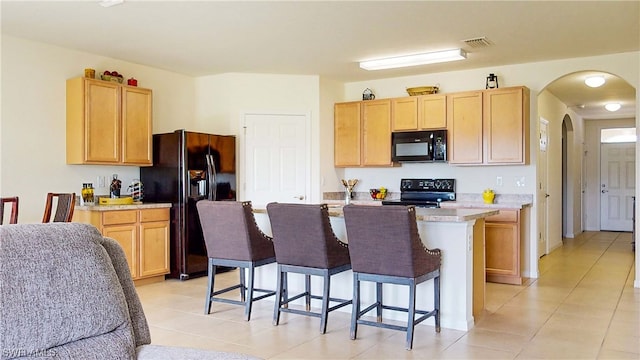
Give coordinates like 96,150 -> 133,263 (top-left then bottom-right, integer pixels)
0,223 -> 259,360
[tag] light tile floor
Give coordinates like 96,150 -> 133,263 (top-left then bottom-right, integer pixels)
137,231 -> 639,359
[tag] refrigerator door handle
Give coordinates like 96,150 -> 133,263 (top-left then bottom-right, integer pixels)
206,154 -> 217,201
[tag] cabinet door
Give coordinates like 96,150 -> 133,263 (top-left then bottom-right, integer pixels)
362,100 -> 392,166
139,220 -> 170,278
334,102 -> 362,167
418,94 -> 447,129
85,80 -> 121,163
121,86 -> 152,165
391,97 -> 418,131
103,224 -> 138,279
485,222 -> 519,277
447,91 -> 483,164
484,87 -> 527,164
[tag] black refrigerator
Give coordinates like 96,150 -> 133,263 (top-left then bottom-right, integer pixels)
140,129 -> 236,280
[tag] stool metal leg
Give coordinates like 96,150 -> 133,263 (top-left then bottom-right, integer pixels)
406,279 -> 417,350
320,272 -> 330,334
273,265 -> 284,326
239,267 -> 246,302
205,259 -> 215,314
245,266 -> 255,321
435,275 -> 441,333
305,274 -> 311,311
283,272 -> 288,309
350,273 -> 360,340
376,282 -> 383,322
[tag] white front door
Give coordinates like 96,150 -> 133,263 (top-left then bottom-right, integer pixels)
600,142 -> 636,231
538,119 -> 549,258
242,112 -> 310,208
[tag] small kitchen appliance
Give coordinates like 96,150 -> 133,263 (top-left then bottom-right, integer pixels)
382,178 -> 455,208
391,130 -> 447,162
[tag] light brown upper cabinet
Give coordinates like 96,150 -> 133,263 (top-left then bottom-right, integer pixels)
67,77 -> 152,166
483,86 -> 530,164
391,97 -> 418,131
391,94 -> 447,131
418,94 -> 447,129
448,86 -> 529,165
334,101 -> 362,167
447,90 -> 483,164
334,99 -> 393,167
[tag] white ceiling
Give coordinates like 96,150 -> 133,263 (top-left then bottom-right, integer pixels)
2,0 -> 638,119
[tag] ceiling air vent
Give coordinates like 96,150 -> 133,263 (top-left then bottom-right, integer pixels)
462,37 -> 492,48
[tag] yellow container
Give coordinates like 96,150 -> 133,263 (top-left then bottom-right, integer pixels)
482,189 -> 495,204
99,196 -> 134,205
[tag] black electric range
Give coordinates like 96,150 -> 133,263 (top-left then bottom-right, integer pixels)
382,178 -> 455,208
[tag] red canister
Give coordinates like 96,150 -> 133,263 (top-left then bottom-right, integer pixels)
127,78 -> 138,86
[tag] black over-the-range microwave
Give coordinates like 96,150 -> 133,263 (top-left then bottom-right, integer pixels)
391,130 -> 447,162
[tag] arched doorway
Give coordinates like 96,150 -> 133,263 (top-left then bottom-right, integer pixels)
539,71 -> 636,255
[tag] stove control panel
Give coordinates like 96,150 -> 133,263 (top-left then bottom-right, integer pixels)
400,178 -> 455,192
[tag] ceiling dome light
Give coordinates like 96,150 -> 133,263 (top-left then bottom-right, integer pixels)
605,103 -> 621,112
585,75 -> 605,88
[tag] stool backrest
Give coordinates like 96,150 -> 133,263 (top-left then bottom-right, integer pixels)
0,197 -> 19,225
196,200 -> 274,261
42,193 -> 75,223
266,203 -> 349,269
343,205 -> 440,278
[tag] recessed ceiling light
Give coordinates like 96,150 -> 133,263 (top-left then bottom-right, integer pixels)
605,103 -> 621,112
585,75 -> 605,88
359,49 -> 467,71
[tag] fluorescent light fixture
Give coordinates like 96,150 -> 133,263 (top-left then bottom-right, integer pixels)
585,75 -> 605,88
360,49 -> 467,71
605,103 -> 621,112
99,0 -> 124,8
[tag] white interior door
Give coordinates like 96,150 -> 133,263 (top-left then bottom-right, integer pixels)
243,112 -> 310,208
600,142 -> 635,231
538,119 -> 549,258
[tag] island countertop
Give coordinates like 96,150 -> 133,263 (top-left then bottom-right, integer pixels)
254,204 -> 498,222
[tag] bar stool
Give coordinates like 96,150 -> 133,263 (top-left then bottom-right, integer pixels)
343,204 -> 441,350
196,200 -> 276,321
266,203 -> 351,334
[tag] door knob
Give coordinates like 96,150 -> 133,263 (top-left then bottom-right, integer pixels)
545,193 -> 550,198
293,195 -> 305,200
601,189 -> 608,193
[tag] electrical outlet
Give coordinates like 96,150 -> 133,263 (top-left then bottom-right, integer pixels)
516,176 -> 525,187
496,176 -> 503,186
98,176 -> 106,188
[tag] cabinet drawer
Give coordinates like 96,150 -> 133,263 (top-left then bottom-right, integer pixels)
102,210 -> 138,225
140,208 -> 169,222
486,209 -> 518,223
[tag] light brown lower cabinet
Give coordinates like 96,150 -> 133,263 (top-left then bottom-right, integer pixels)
485,209 -> 523,285
74,207 -> 170,285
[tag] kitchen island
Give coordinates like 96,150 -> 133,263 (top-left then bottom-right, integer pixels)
252,205 -> 498,331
